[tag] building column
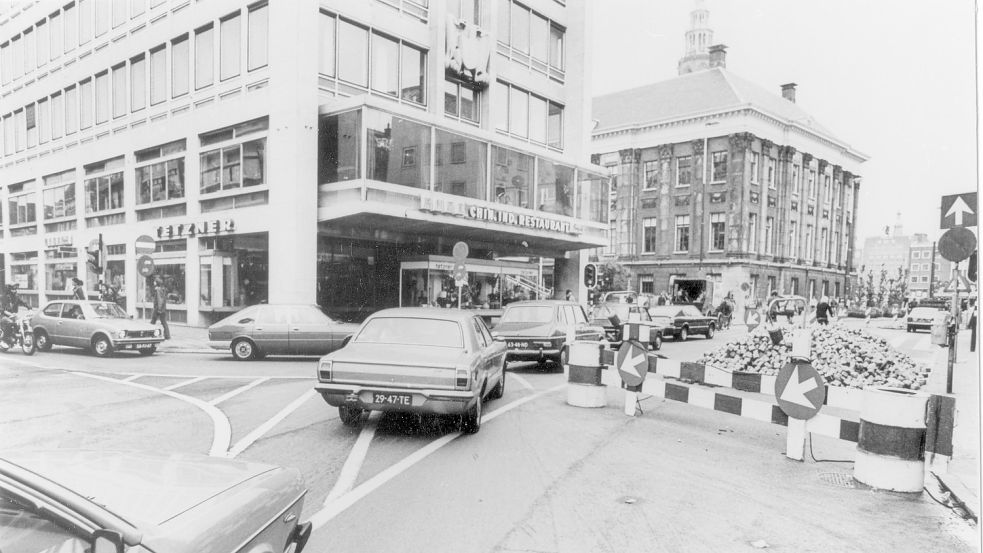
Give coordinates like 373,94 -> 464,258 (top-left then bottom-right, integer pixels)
266,0 -> 319,305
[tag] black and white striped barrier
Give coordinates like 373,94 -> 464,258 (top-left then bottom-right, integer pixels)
566,341 -> 607,408
854,387 -> 932,492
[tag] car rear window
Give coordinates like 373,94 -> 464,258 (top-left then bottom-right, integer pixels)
355,317 -> 463,348
500,306 -> 554,324
910,308 -> 940,317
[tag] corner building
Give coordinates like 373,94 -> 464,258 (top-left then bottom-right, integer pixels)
0,0 -> 607,326
590,4 -> 866,317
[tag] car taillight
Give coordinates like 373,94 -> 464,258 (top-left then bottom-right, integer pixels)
317,360 -> 332,382
455,368 -> 470,390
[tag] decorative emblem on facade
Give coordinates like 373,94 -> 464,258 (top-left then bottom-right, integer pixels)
760,139 -> 773,152
807,205 -> 815,215
822,209 -> 829,219
658,145 -> 673,159
801,153 -> 813,166
728,132 -> 752,150
767,196 -> 776,207
674,195 -> 691,207
791,200 -> 798,211
692,139 -> 705,156
817,159 -> 828,173
445,16 -> 491,87
641,198 -> 658,209
710,192 -> 726,204
750,191 -> 759,204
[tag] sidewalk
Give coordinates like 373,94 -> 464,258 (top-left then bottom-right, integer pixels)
155,324 -> 221,354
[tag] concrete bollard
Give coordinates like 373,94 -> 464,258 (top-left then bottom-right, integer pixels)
854,386 -> 932,492
566,341 -> 607,408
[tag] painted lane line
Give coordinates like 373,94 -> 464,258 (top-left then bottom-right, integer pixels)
71,371 -> 231,457
66,370 -> 308,380
122,375 -> 142,382
0,356 -> 47,369
210,378 -> 270,406
310,382 -> 566,530
226,389 -> 317,459
509,373 -> 536,391
164,376 -> 208,391
323,412 -> 380,506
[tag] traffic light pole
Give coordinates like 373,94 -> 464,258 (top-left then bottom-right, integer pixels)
947,263 -> 960,394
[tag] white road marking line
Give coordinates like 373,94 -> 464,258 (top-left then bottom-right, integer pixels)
71,371 -> 231,457
0,356 -> 46,369
310,382 -> 566,530
323,412 -> 380,506
210,378 -> 270,406
509,373 -> 535,391
122,375 -> 142,382
87,372 -> 309,380
164,376 -> 208,391
226,389 -> 316,459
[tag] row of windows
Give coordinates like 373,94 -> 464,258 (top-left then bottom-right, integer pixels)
0,4 -> 269,159
0,0 -> 171,86
495,0 -> 565,79
910,263 -> 941,272
2,118 -> 268,228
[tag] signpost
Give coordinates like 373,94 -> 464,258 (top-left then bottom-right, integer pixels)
616,341 -> 648,416
775,360 -> 826,461
744,309 -> 761,332
938,191 -> 977,393
452,241 -> 469,308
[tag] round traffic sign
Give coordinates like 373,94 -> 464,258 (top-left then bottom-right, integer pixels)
616,341 -> 648,387
775,361 -> 826,420
135,235 -> 156,255
744,309 -> 762,332
452,261 -> 468,283
452,241 -> 469,260
938,227 -> 977,263
137,255 -> 156,277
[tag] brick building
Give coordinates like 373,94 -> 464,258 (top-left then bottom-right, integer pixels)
908,233 -> 951,299
590,2 -> 867,317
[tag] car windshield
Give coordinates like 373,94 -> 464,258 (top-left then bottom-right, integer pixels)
500,306 -> 554,324
355,317 -> 463,348
649,307 -> 680,318
90,302 -> 128,318
910,308 -> 939,317
0,491 -> 90,552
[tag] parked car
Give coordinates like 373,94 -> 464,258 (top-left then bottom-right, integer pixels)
208,304 -> 360,361
0,450 -> 311,553
907,307 -> 947,332
315,308 -> 506,434
492,300 -> 604,368
31,300 -> 164,357
648,305 -> 717,340
590,302 -> 663,350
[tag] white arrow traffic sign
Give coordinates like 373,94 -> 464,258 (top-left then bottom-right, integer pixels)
946,196 -> 973,227
616,342 -> 648,387
780,366 -> 819,409
941,192 -> 978,229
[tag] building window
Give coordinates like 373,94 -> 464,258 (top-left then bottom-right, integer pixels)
26,104 -> 37,149
112,63 -> 127,118
788,220 -> 798,258
750,152 -> 759,184
49,12 -> 62,62
247,3 -> 268,71
36,21 -> 48,68
64,2 -> 78,53
220,12 -> 241,81
338,18 -> 368,87
95,0 -> 109,37
112,0 -> 126,27
447,0 -> 480,25
747,213 -> 758,253
42,169 -> 77,220
371,33 -> 400,96
365,109 -> 430,188
498,1 -> 565,78
84,157 -> 125,214
199,118 -> 268,194
643,217 -> 657,253
805,225 -> 813,260
640,276 -> 654,294
643,160 -> 659,190
79,0 -> 92,44
710,213 -> 725,251
675,215 -> 690,252
496,81 -> 563,149
808,170 -> 816,199
820,228 -> 828,262
94,71 -> 109,124
676,156 -> 692,187
38,99 -> 49,144
171,35 -> 189,97
136,141 -> 186,204
824,175 -> 832,204
445,78 -> 478,123
130,54 -> 146,112
8,180 -> 37,225
711,151 -> 727,182
195,24 -> 214,90
51,93 -> 64,139
130,0 -> 145,18
764,216 -> 774,255
318,11 -> 336,77
492,146 -> 534,208
150,45 -> 166,105
790,277 -> 799,295
767,157 -> 776,189
435,130 -> 486,200
792,165 -> 800,195
536,158 -> 574,216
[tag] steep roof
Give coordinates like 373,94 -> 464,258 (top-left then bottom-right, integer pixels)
592,67 -> 836,139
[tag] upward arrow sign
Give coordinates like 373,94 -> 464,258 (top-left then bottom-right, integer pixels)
946,196 -> 974,226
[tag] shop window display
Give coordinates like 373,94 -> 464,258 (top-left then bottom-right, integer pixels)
44,248 -> 78,293
199,234 -> 269,309
138,264 -> 186,306
536,158 -> 574,216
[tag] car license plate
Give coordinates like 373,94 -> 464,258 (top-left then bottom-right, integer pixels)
129,343 -> 151,349
507,341 -> 529,349
372,393 -> 412,406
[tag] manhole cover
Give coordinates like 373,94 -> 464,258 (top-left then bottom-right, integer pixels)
819,472 -> 856,488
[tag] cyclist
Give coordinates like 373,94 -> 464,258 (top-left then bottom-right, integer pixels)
0,284 -> 31,346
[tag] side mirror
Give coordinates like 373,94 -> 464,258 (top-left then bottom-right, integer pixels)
92,530 -> 125,553
341,335 -> 352,347
238,318 -> 253,324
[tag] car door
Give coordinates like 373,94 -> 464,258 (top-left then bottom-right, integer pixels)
253,305 -> 290,354
61,303 -> 89,347
287,305 -> 334,355
469,317 -> 494,388
570,305 -> 597,340
40,303 -> 64,343
476,316 -> 505,370
684,306 -> 707,333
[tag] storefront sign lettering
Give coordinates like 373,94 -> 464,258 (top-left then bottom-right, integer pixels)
156,219 -> 235,239
44,235 -> 73,247
467,206 -> 580,234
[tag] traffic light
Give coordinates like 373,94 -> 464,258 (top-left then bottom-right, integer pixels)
584,263 -> 597,287
86,248 -> 102,274
969,251 -> 978,283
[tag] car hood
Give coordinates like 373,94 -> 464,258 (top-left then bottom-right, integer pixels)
325,343 -> 470,367
3,450 -> 283,526
491,322 -> 557,337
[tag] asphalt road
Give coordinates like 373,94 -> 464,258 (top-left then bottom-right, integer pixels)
0,322 -> 976,552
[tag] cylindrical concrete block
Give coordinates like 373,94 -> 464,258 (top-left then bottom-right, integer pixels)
567,341 -> 606,408
854,386 -> 931,492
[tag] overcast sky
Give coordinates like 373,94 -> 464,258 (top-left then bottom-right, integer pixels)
591,0 -> 978,243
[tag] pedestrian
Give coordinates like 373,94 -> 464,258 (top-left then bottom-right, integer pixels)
766,290 -> 780,323
150,277 -> 170,340
565,289 -> 574,302
71,277 -> 86,300
815,295 -> 831,325
968,301 -> 978,353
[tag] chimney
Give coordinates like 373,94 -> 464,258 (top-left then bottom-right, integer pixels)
781,83 -> 797,103
708,44 -> 727,68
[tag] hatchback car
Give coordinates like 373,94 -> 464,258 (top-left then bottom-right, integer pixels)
907,307 -> 946,332
648,305 -> 717,340
32,300 -> 164,357
208,304 -> 360,360
491,300 -> 604,368
0,450 -> 311,553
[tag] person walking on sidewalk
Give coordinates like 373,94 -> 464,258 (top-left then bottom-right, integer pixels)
71,278 -> 86,300
968,300 -> 978,353
150,277 -> 170,340
815,296 -> 831,325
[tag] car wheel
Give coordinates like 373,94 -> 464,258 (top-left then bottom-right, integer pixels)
489,362 -> 506,400
34,329 -> 52,352
338,405 -> 364,427
231,338 -> 258,361
557,346 -> 569,371
679,326 -> 689,341
92,335 -> 114,358
706,324 -> 715,339
461,393 -> 482,434
138,346 -> 157,356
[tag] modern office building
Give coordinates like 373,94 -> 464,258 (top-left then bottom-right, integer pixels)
0,0 -> 607,326
590,1 -> 866,315
859,218 -> 911,277
908,233 -> 952,299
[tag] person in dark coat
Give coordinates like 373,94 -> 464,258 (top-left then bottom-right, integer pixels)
71,277 -> 86,300
815,296 -> 832,325
149,277 -> 170,340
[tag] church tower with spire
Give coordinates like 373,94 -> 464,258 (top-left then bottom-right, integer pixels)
677,0 -> 713,75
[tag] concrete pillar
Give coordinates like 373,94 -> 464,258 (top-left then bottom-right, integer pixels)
266,0 -> 318,305
553,251 -> 587,304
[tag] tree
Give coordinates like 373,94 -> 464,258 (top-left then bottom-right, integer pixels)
597,261 -> 629,293
888,266 -> 909,306
876,267 -> 889,307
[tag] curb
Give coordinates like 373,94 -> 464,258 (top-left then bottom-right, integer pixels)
932,471 -> 980,523
157,347 -> 225,355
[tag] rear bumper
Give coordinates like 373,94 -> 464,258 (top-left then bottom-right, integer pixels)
208,339 -> 232,350
315,383 -> 478,415
504,347 -> 561,362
